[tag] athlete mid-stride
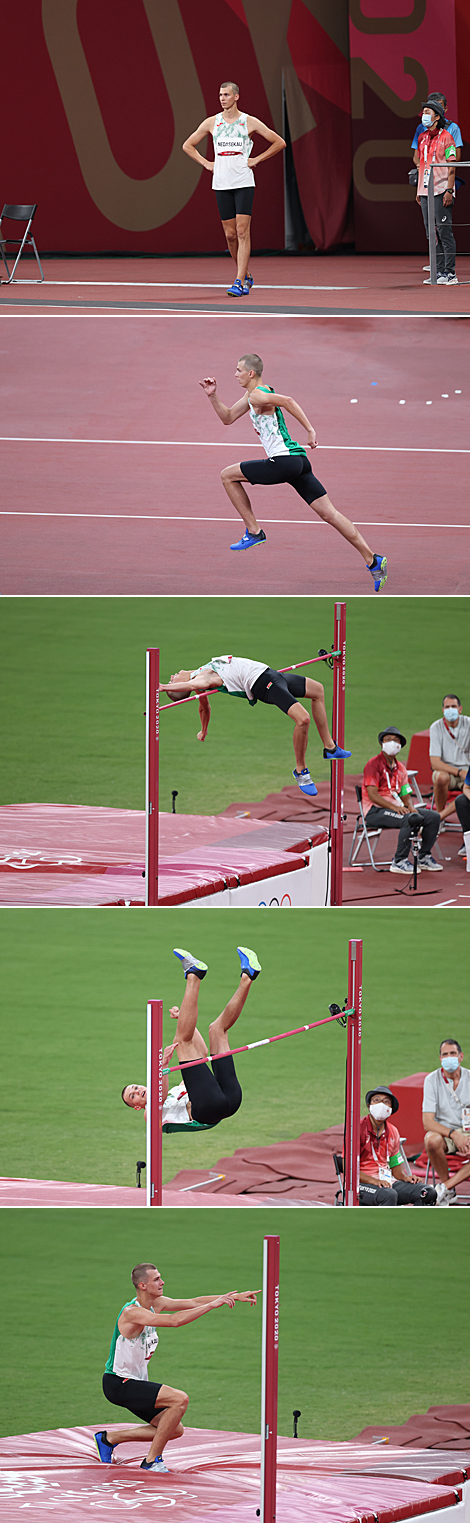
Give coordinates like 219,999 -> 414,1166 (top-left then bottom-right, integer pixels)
200,353 -> 387,590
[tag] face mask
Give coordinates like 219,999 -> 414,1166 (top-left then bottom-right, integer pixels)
382,741 -> 401,756
441,1055 -> 459,1074
443,707 -> 459,723
370,1103 -> 392,1120
422,112 -> 433,126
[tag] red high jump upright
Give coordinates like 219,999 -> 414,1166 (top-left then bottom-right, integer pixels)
343,938 -> 362,1207
260,1234 -> 280,1523
330,600 -> 346,907
146,1000 -> 163,1207
145,648 -> 159,907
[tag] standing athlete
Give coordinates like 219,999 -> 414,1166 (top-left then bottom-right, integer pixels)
95,1263 -> 257,1474
182,80 -> 285,297
200,353 -> 387,589
160,657 -> 351,796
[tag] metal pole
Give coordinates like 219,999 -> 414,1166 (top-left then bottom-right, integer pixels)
428,165 -> 438,286
343,939 -> 363,1207
330,601 -> 346,907
260,1234 -> 280,1523
146,1000 -> 163,1207
145,648 -> 159,907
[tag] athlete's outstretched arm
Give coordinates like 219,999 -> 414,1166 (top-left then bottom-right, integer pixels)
246,117 -> 286,166
200,377 -> 250,425
197,695 -> 211,743
118,1294 -> 238,1339
159,1290 -> 258,1311
252,387 -> 317,448
182,117 -> 216,172
161,672 -> 223,694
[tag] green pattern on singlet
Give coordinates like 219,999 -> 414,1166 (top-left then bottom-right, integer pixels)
254,387 -> 306,457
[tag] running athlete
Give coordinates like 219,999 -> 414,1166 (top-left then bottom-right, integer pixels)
160,656 -> 351,797
200,353 -> 387,589
122,946 -> 261,1131
95,1262 -> 257,1474
182,81 -> 285,297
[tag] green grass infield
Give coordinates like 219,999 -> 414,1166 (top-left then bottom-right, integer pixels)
1,907 -> 468,1188
1,1208 -> 469,1442
1,596 -> 467,814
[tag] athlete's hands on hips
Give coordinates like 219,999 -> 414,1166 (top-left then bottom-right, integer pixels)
307,427 -> 317,449
199,377 -> 217,396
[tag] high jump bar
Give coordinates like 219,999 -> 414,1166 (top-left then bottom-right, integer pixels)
159,652 -> 341,712
146,601 -> 346,907
162,1008 -> 355,1074
145,938 -> 362,1208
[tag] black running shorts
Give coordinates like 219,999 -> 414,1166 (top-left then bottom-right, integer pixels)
215,187 -> 255,219
240,454 -> 327,504
103,1372 -> 164,1424
251,668 -> 306,715
183,1054 -> 242,1126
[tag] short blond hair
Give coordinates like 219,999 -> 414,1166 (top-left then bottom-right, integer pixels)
239,353 -> 263,376
131,1263 -> 156,1289
220,80 -> 239,95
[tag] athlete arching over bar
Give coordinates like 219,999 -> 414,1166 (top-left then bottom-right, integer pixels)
122,947 -> 261,1133
160,653 -> 351,797
199,353 -> 388,588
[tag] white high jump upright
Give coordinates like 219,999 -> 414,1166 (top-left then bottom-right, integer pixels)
145,647 -> 159,907
260,1233 -> 280,1523
343,938 -> 363,1206
146,999 -> 163,1207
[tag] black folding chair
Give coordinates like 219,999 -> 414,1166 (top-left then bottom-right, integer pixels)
0,204 -> 44,284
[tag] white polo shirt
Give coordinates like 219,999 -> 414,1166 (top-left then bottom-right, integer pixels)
429,716 -> 470,769
422,1066 -> 470,1129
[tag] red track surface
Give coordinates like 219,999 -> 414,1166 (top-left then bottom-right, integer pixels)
1,255 -> 469,594
0,1424 -> 463,1522
0,1178 -> 275,1208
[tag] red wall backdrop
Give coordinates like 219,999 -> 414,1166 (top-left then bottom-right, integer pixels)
2,0 -> 466,253
348,0 -> 467,254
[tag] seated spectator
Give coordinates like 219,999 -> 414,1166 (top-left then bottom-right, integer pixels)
429,694 -> 470,825
423,1039 -> 470,1205
362,727 -> 442,875
359,1088 -> 436,1206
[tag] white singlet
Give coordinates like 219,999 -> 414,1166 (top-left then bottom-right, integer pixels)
163,1084 -> 190,1127
248,388 -> 305,459
105,1299 -> 158,1381
191,655 -> 268,701
212,112 -> 254,191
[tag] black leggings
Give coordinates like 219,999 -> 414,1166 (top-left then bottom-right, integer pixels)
102,1372 -> 164,1424
183,1054 -> 242,1125
240,453 -> 327,504
455,794 -> 470,833
359,1180 -> 437,1206
251,667 -> 306,715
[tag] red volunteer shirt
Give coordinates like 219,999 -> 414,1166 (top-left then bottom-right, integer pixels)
359,1115 -> 401,1178
362,752 -> 409,816
417,127 -> 456,197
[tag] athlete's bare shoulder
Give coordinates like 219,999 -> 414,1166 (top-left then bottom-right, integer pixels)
246,115 -> 276,137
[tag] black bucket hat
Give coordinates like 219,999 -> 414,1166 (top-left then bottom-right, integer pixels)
421,95 -> 446,125
378,726 -> 406,747
366,1086 -> 399,1114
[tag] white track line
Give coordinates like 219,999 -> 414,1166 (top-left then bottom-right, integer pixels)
1,511 -> 468,529
0,436 -> 468,455
38,280 -> 364,292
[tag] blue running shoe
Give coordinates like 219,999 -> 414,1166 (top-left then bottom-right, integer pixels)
230,528 -> 266,551
173,949 -> 208,980
94,1432 -> 115,1464
227,278 -> 244,297
368,553 -> 387,592
141,1457 -> 170,1473
242,273 -> 254,295
323,743 -> 352,760
237,946 -> 262,980
293,767 -> 318,797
